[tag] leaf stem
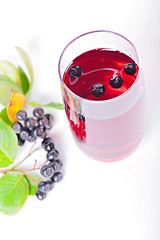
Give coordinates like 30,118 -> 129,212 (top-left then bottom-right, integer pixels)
0,169 -> 25,174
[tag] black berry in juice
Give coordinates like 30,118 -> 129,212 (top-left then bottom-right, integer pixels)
63,49 -> 138,100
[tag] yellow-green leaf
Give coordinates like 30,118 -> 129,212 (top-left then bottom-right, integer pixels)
16,47 -> 33,100
18,66 -> 30,95
0,75 -> 23,93
0,119 -> 18,167
27,101 -> 64,110
0,173 -> 29,215
0,85 -> 12,106
0,60 -> 20,84
24,174 -> 41,195
0,108 -> 13,127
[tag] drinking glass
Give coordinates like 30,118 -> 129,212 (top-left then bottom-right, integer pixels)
58,30 -> 146,162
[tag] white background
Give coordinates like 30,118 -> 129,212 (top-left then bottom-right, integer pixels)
0,0 -> 159,239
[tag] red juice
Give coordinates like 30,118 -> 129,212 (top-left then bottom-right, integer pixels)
62,48 -> 145,161
63,49 -> 138,100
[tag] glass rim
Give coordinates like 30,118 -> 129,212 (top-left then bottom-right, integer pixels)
58,30 -> 142,104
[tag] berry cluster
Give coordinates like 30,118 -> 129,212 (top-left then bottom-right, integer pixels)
36,137 -> 63,200
13,107 -> 53,145
12,107 -> 63,200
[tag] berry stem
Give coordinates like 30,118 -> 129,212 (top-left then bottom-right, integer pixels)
24,167 -> 40,172
33,159 -> 37,169
0,158 -> 47,175
14,145 -> 42,169
0,145 -> 43,174
29,142 -> 37,154
24,160 -> 48,172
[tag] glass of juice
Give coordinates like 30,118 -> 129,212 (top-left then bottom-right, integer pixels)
58,30 -> 146,162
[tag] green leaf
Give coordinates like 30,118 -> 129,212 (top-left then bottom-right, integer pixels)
0,60 -> 20,84
0,119 -> 18,168
26,101 -> 64,110
16,47 -> 33,100
0,75 -> 23,93
18,66 -> 30,95
0,173 -> 29,215
24,174 -> 41,195
44,102 -> 64,110
0,108 -> 13,127
0,85 -> 12,106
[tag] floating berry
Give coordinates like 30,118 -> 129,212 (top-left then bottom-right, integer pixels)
16,110 -> 27,121
25,117 -> 36,129
51,172 -> 63,183
17,133 -> 25,146
40,164 -> 54,178
46,149 -> 59,161
91,83 -> 105,97
124,63 -> 136,75
33,107 -> 44,118
109,75 -> 123,88
20,127 -> 31,140
36,190 -> 47,200
13,121 -> 23,133
68,65 -> 82,79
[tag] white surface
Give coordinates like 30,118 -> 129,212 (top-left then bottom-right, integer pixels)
0,0 -> 159,239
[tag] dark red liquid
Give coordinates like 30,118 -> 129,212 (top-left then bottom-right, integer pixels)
62,49 -> 144,161
63,48 -> 138,100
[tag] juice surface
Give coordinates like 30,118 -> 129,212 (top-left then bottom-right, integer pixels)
63,48 -> 138,100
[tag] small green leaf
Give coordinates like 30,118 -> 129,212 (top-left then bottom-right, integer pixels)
44,102 -> 64,110
26,101 -> 64,110
0,108 -> 13,127
0,85 -> 12,106
24,174 -> 41,195
0,75 -> 23,93
0,119 -> 18,168
0,60 -> 20,84
16,47 -> 33,100
18,66 -> 30,95
0,173 -> 29,215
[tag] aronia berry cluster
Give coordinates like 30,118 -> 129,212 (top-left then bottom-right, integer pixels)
12,107 -> 63,200
37,137 -> 63,200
